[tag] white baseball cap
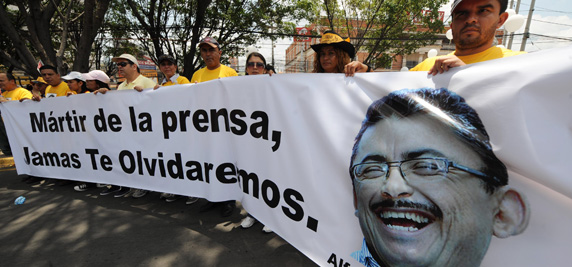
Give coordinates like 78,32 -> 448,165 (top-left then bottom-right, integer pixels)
83,70 -> 110,84
62,71 -> 86,82
112,53 -> 139,67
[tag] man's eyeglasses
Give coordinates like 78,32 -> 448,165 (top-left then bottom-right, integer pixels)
247,62 -> 265,68
116,62 -> 131,67
351,157 -> 497,184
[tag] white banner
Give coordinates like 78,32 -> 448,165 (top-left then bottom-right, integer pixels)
1,46 -> 571,266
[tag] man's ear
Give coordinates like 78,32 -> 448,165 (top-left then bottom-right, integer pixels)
493,187 -> 530,238
497,12 -> 510,29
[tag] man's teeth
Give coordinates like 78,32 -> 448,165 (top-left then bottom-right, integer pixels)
381,211 -> 429,224
387,225 -> 418,231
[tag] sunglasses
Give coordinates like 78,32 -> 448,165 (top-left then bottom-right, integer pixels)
117,62 -> 131,67
247,62 -> 265,68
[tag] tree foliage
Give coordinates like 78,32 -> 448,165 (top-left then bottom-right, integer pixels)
317,0 -> 448,68
115,0 -> 313,78
0,0 -> 111,76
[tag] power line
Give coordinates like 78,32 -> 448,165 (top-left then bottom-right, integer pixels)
520,3 -> 572,14
532,18 -> 572,27
529,33 -> 572,42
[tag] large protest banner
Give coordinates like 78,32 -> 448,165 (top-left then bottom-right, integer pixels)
1,46 -> 571,266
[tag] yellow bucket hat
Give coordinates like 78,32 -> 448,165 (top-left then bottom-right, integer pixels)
31,77 -> 47,84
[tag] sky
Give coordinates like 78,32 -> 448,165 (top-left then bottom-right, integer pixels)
244,0 -> 572,73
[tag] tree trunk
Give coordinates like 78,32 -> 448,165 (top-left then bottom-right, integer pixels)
73,0 -> 112,72
183,0 -> 212,79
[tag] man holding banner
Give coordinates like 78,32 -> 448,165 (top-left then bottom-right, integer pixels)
40,65 -> 73,98
349,88 -> 530,267
0,72 -> 33,157
190,37 -> 238,83
190,36 -> 237,217
411,0 -> 525,75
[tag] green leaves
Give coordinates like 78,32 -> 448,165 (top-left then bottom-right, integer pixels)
313,0 -> 448,68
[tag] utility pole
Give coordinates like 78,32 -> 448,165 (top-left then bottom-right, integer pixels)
520,0 -> 536,51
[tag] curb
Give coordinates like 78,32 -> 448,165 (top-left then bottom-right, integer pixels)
0,155 -> 15,168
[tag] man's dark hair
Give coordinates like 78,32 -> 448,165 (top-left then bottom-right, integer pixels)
39,65 -> 58,74
498,0 -> 508,14
452,0 -> 508,16
4,72 -> 16,82
350,88 -> 507,193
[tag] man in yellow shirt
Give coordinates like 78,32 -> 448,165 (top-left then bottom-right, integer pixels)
0,72 -> 33,156
191,37 -> 238,83
191,37 -> 238,217
40,65 -> 74,97
411,0 -> 525,75
191,37 -> 237,217
0,73 -> 33,102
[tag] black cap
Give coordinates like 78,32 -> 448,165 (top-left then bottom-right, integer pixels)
158,54 -> 176,65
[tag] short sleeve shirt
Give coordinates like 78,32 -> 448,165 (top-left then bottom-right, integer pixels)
410,46 -> 527,71
45,81 -> 74,98
2,87 -> 33,101
190,64 -> 238,83
161,74 -> 191,86
117,74 -> 157,90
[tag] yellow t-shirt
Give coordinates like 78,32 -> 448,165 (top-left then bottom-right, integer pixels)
161,74 -> 191,86
410,46 -> 526,71
117,74 -> 157,90
190,64 -> 238,83
45,81 -> 74,98
2,87 -> 33,101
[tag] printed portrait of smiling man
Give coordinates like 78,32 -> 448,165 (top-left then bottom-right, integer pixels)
349,88 -> 530,267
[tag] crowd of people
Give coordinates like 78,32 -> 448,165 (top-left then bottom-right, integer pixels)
1,0 -> 526,242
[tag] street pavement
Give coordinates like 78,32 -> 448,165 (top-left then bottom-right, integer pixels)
0,156 -> 317,267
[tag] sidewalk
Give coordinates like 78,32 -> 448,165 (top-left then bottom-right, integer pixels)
0,166 -> 316,267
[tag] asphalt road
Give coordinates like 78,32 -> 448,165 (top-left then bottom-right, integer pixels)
0,158 -> 317,267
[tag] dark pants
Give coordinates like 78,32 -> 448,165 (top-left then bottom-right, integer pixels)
0,115 -> 12,156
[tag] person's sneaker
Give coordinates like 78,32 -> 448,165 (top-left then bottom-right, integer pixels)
240,216 -> 257,228
160,193 -> 173,199
199,201 -> 216,212
185,197 -> 199,205
114,187 -> 131,198
131,189 -> 148,198
74,183 -> 94,192
25,176 -> 44,185
100,185 -> 121,196
96,183 -> 107,188
221,202 -> 235,217
262,225 -> 273,233
165,194 -> 183,202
